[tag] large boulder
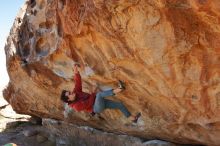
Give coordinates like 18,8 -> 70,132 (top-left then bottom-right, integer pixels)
4,0 -> 220,145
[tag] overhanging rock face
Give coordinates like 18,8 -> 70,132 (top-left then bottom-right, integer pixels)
4,0 -> 220,145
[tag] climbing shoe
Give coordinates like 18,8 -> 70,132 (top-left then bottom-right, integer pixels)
90,111 -> 96,117
132,112 -> 141,123
118,80 -> 126,90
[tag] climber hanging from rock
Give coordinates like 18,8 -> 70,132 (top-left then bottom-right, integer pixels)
60,63 -> 141,123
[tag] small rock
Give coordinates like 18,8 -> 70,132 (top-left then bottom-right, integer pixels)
48,134 -> 56,142
29,116 -> 42,125
143,140 -> 176,146
41,140 -> 56,146
36,134 -> 48,143
23,129 -> 38,137
56,137 -> 71,145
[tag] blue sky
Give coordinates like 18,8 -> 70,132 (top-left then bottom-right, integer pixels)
0,1 -> 25,91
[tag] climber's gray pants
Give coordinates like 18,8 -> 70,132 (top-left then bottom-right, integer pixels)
93,89 -> 131,117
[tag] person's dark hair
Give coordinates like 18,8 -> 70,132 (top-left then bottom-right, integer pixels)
61,90 -> 77,104
60,90 -> 70,103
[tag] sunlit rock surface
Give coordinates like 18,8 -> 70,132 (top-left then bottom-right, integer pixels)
4,0 -> 220,145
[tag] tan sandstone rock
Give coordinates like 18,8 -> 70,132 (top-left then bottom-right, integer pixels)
3,0 -> 220,145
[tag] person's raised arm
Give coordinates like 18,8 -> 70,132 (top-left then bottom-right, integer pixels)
73,64 -> 82,93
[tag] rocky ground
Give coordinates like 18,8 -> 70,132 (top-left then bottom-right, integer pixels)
0,120 -> 56,146
0,97 -> 55,146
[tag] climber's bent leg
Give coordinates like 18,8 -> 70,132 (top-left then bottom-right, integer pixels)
104,99 -> 131,118
93,89 -> 115,113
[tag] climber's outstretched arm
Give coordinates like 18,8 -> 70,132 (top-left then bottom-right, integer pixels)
73,64 -> 82,93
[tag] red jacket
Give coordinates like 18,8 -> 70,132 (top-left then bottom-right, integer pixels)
68,73 -> 96,113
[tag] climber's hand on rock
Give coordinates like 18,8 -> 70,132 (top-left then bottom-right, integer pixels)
74,62 -> 81,67
73,63 -> 80,74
